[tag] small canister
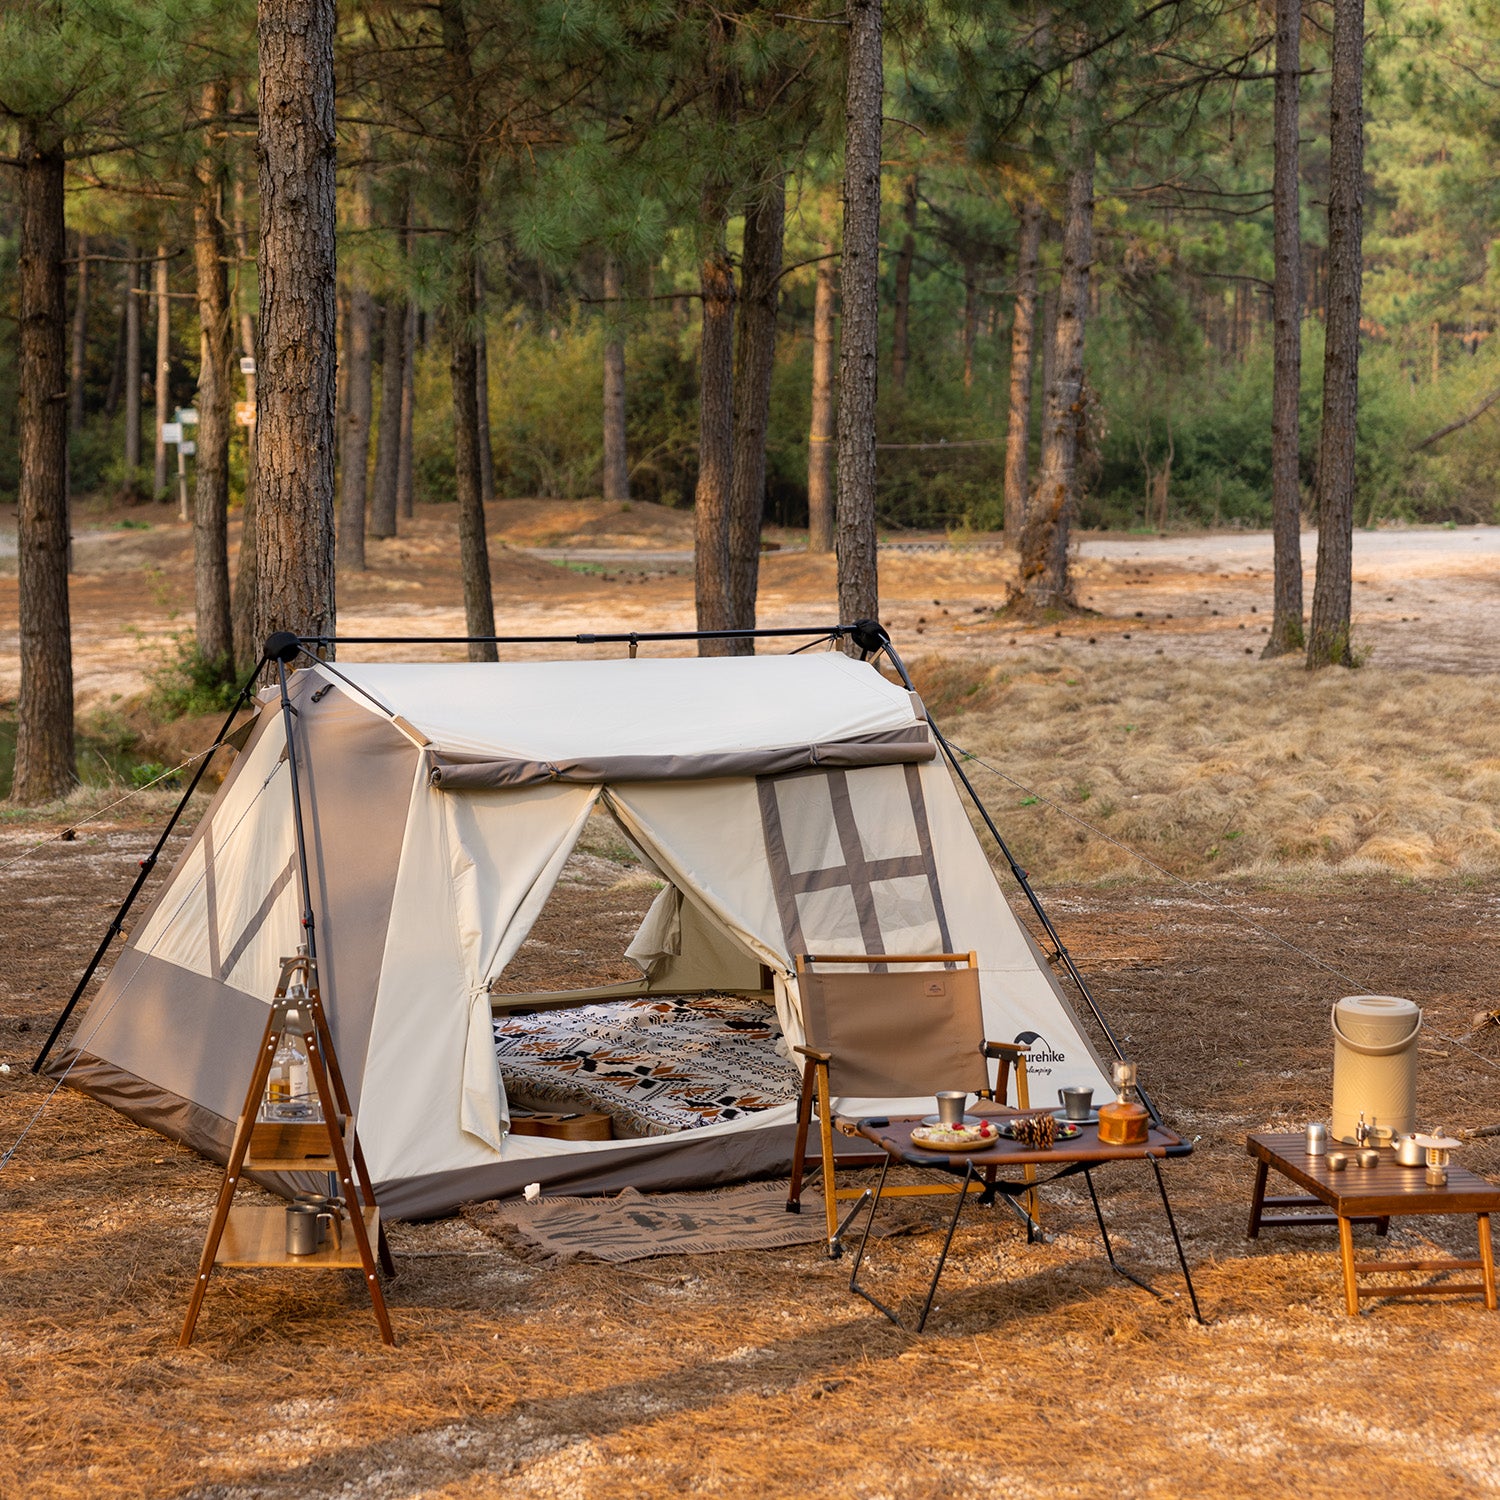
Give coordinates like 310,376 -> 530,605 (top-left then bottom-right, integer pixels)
1305,1122 -> 1328,1157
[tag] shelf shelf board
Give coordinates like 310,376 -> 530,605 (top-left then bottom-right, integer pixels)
214,1204 -> 380,1270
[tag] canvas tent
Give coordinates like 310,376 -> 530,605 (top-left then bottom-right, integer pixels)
51,648 -> 1113,1219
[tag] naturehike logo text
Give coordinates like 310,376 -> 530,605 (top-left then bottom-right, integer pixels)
1013,1030 -> 1067,1066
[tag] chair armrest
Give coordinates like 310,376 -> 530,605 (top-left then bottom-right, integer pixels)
794,1045 -> 832,1064
980,1041 -> 1030,1059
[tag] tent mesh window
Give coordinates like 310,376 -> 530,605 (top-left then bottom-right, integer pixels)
757,765 -> 953,965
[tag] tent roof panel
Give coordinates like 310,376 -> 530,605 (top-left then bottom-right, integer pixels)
317,655 -> 921,762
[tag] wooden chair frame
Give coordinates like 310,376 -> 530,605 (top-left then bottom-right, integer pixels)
785,952 -> 1033,1256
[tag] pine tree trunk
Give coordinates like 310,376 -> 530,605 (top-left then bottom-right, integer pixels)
1017,61 -> 1094,611
153,244 -> 171,499
601,255 -> 630,503
1003,197 -> 1042,545
1307,0 -> 1364,669
369,293 -> 406,538
337,177 -> 374,572
12,121 -> 76,804
1038,284 -> 1058,423
890,175 -> 916,390
231,169 -> 260,673
397,294 -> 416,518
253,0 -> 338,653
694,209 -> 737,653
836,0 -> 883,632
105,263 -> 126,420
1264,0 -> 1305,658
807,246 -> 837,553
475,263 -> 495,505
192,79 -> 236,677
725,176 -> 786,651
123,243 -> 142,474
440,0 -> 497,660
69,233 -> 88,437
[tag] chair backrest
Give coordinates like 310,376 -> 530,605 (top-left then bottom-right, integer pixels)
795,952 -> 989,1097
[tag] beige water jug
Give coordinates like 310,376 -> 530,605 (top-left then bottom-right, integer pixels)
1330,994 -> 1421,1144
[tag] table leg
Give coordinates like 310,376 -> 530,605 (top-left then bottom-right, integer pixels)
1337,1215 -> 1360,1315
1149,1155 -> 1205,1325
1478,1214 -> 1496,1312
1247,1158 -> 1270,1239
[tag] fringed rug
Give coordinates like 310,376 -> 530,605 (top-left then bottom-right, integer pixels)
489,1180 -> 906,1263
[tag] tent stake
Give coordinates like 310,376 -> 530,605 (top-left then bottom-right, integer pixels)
32,656 -> 268,1074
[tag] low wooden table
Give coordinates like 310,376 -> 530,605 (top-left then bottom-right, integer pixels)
1246,1131 -> 1499,1315
850,1108 -> 1199,1330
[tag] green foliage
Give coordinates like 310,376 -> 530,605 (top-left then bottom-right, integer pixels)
143,633 -> 239,720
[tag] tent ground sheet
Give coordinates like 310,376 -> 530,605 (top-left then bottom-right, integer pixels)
492,993 -> 799,1138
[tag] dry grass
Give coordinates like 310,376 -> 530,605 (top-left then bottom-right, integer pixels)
912,652 -> 1500,884
4,816 -> 1500,1497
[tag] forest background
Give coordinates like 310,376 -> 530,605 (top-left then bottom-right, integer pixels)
5,0 -> 1500,535
3,0 -> 1500,806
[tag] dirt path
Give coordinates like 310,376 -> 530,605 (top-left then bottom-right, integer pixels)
1,504 -> 1496,708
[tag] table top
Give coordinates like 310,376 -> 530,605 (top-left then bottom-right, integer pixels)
1248,1131 -> 1500,1216
857,1107 -> 1189,1170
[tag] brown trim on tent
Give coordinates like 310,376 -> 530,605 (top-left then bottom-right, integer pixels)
59,1045 -> 881,1220
293,685 -> 420,1101
372,1121 -> 891,1220
426,726 -> 935,790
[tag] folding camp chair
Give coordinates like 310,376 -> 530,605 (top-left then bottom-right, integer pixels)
785,952 -> 1032,1256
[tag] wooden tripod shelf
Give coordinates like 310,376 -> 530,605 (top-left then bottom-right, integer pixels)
179,953 -> 396,1347
215,1204 -> 382,1269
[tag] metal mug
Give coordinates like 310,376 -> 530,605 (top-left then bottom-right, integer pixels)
292,1192 -> 343,1247
935,1091 -> 969,1127
1326,1152 -> 1349,1172
1058,1086 -> 1093,1121
285,1203 -> 341,1256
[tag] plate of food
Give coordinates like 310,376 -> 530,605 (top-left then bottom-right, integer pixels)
997,1117 -> 1082,1145
909,1119 -> 1002,1151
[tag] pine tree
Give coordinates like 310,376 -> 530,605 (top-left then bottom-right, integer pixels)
254,0 -> 338,651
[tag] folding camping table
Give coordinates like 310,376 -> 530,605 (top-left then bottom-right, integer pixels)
848,1108 -> 1200,1331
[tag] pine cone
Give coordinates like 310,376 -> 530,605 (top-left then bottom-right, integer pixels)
1012,1112 -> 1057,1149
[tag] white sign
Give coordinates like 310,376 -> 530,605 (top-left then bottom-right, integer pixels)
180,440 -> 196,457
175,407 -> 199,426
161,422 -> 183,444
239,356 -> 256,375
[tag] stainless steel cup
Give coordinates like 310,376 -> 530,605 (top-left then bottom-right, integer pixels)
1306,1122 -> 1328,1157
292,1192 -> 343,1246
1326,1152 -> 1348,1171
286,1203 -> 321,1255
285,1203 -> 341,1256
1058,1086 -> 1093,1121
936,1091 -> 968,1126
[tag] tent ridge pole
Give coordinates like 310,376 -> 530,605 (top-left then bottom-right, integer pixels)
32,657 -> 270,1074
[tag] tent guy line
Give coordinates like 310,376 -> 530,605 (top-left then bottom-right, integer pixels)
951,743 -> 1500,1081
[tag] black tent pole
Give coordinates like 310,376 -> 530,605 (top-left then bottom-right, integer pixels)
867,626 -> 1160,1124
268,635 -> 319,964
32,655 -> 269,1074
